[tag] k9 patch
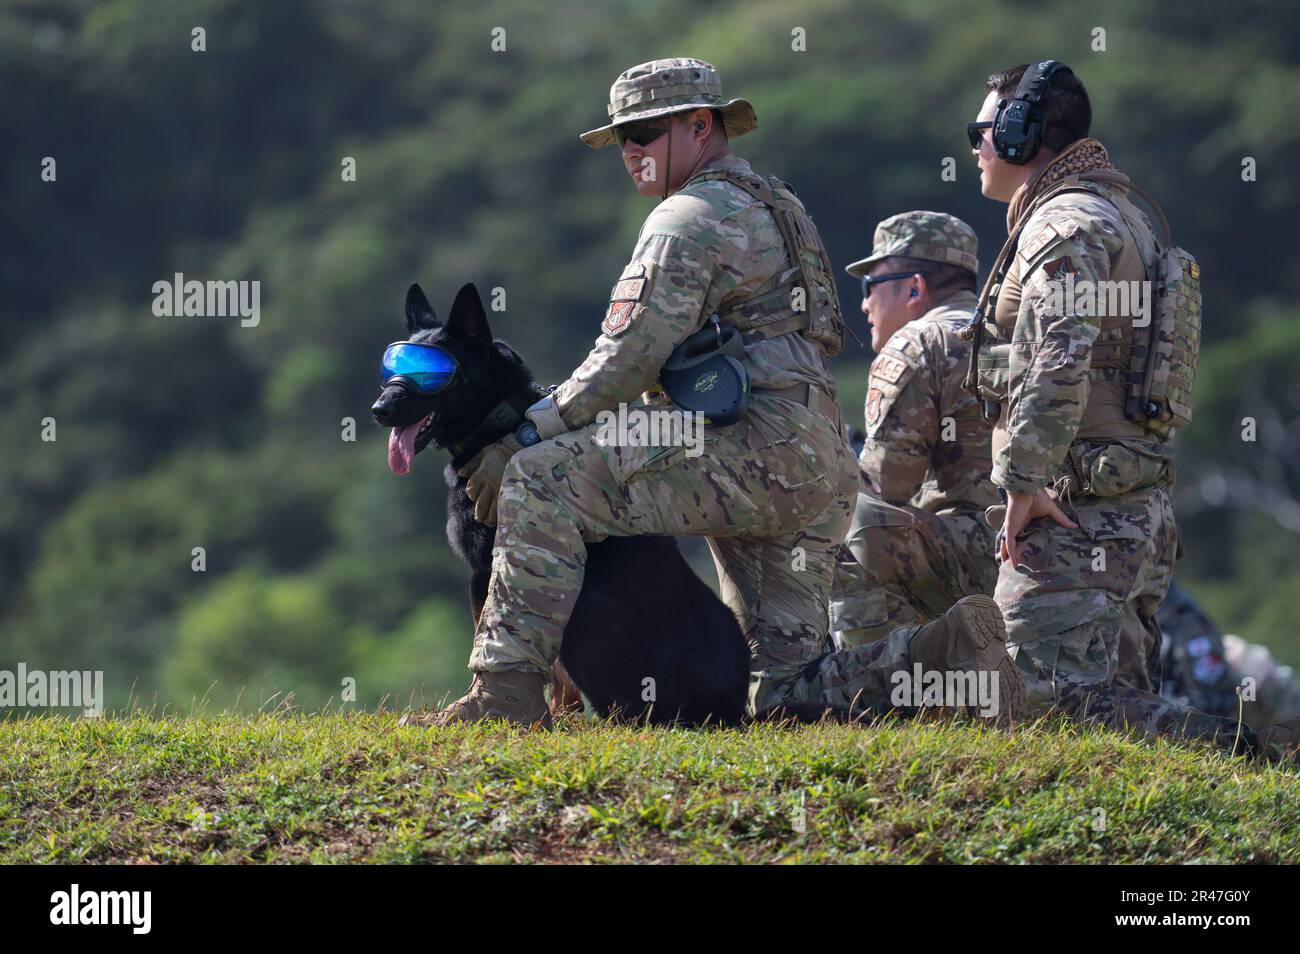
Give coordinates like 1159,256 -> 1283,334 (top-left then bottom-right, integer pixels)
610,276 -> 646,301
603,262 -> 650,337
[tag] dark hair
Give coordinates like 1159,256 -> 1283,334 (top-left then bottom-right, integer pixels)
877,255 -> 975,301
986,63 -> 1091,155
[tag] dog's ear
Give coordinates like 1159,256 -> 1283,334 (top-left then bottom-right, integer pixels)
445,283 -> 492,354
405,283 -> 439,334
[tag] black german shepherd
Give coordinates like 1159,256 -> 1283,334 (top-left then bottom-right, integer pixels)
371,282 -> 751,725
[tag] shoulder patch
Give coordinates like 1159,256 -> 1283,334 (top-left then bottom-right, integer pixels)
603,262 -> 652,337
610,276 -> 646,301
1018,221 -> 1063,264
1041,255 -> 1078,281
602,301 -> 636,336
865,387 -> 884,428
871,351 -> 912,385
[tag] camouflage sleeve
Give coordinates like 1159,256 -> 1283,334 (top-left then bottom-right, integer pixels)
858,340 -> 935,505
993,206 -> 1119,495
550,200 -> 745,431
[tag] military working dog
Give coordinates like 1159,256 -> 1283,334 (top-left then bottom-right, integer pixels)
371,282 -> 751,725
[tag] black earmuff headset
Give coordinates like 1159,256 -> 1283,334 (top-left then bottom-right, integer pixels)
991,59 -> 1073,165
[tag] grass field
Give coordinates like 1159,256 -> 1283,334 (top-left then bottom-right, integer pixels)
1,712 -> 1297,864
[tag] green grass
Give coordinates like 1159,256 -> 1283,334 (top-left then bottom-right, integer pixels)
1,712 -> 1296,863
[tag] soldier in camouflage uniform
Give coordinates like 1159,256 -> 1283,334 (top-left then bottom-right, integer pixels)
830,212 -> 999,648
432,59 -> 1025,725
966,63 -> 1300,759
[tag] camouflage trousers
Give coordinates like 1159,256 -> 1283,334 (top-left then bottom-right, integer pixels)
996,482 -> 1252,753
468,394 -> 866,713
829,493 -> 996,648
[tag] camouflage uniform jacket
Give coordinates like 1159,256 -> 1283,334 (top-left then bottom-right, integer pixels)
989,147 -> 1164,496
550,154 -> 838,429
862,289 -> 998,518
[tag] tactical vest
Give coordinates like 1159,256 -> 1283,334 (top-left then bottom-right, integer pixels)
691,169 -> 846,356
964,173 -> 1201,442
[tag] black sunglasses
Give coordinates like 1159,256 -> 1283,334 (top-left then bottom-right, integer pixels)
966,120 -> 994,149
860,271 -> 925,298
614,119 -> 672,148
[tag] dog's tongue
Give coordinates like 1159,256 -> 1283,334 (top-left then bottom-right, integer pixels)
388,424 -> 418,476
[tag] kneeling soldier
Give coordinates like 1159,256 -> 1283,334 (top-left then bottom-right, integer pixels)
830,212 -> 999,648
966,59 -> 1300,760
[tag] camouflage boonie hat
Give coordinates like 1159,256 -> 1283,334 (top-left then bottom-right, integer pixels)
580,58 -> 757,149
845,211 -> 979,278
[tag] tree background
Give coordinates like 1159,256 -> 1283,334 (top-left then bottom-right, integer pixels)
4,0 -> 1299,710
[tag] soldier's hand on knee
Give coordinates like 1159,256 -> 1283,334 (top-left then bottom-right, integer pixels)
1000,490 -> 1078,566
458,434 -> 524,526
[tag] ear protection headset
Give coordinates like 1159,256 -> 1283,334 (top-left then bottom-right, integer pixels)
992,59 -> 1073,165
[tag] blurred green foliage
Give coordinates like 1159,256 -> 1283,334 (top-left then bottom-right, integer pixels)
3,0 -> 1299,710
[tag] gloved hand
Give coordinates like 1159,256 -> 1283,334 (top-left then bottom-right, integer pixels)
456,434 -> 523,526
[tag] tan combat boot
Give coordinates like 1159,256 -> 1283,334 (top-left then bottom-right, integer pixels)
401,670 -> 552,728
1256,717 -> 1300,765
906,595 -> 1027,723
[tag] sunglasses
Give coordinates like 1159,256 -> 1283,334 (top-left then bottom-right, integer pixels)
614,119 -> 672,148
381,341 -> 459,394
966,120 -> 994,149
860,271 -> 925,299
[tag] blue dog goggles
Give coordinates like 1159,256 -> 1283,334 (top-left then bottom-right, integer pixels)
381,342 -> 459,394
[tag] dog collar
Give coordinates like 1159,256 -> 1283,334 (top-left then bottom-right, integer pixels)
445,383 -> 552,467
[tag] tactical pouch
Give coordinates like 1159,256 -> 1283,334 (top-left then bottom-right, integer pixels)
659,318 -> 751,426
1062,441 -> 1175,498
975,341 -> 1011,409
1076,173 -> 1201,439
1137,245 -> 1201,438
